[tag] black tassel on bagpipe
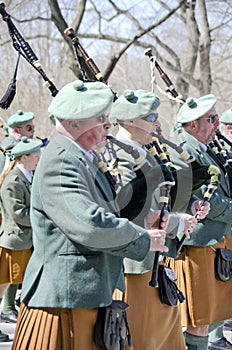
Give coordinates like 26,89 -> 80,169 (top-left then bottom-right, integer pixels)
0,52 -> 20,109
0,2 -> 59,109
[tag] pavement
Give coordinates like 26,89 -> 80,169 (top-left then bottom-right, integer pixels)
0,313 -> 231,349
0,321 -> 15,350
223,324 -> 232,346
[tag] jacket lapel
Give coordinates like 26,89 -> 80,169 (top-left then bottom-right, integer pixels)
13,167 -> 31,193
54,133 -> 117,208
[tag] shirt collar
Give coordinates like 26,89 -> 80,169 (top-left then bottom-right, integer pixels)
61,134 -> 94,162
198,141 -> 207,152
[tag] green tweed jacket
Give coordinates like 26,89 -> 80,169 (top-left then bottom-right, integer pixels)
176,129 -> 232,246
0,166 -> 32,250
21,133 -> 151,309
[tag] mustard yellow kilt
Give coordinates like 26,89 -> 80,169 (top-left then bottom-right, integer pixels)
12,303 -> 99,350
226,233 -> 232,250
167,238 -> 232,327
0,247 -> 32,284
113,271 -> 186,350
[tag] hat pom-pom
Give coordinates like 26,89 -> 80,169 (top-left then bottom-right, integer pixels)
186,98 -> 197,109
73,80 -> 85,91
124,90 -> 135,101
21,136 -> 28,143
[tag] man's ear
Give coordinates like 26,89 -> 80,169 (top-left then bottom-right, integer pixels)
20,154 -> 27,161
14,126 -> 20,134
189,120 -> 198,129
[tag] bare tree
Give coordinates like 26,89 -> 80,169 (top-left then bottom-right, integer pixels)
45,0 -> 232,99
0,0 -> 232,139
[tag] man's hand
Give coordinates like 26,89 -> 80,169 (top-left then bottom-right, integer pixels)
148,229 -> 168,252
182,213 -> 198,238
194,201 -> 210,219
146,209 -> 169,230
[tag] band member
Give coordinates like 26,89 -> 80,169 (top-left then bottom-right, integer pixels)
169,95 -> 232,350
0,110 -> 35,329
12,80 -> 168,350
0,137 -> 41,342
109,89 -> 210,350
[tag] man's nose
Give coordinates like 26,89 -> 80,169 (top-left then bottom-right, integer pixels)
104,119 -> 111,129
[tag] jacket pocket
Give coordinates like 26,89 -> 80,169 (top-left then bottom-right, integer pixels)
59,251 -> 100,258
5,227 -> 24,236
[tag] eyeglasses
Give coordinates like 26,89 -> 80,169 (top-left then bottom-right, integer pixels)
18,125 -> 34,131
97,114 -> 109,124
142,113 -> 158,123
203,114 -> 219,124
25,125 -> 34,131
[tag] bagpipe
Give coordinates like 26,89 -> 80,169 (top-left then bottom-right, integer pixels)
175,164 -> 221,256
148,170 -> 174,288
148,132 -> 223,189
216,129 -> 232,150
105,135 -> 175,222
144,47 -> 185,104
0,2 -> 59,110
64,27 -> 118,101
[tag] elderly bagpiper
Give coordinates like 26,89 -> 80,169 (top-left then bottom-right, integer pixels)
108,89 -> 213,350
168,95 -> 232,350
11,80 -> 169,350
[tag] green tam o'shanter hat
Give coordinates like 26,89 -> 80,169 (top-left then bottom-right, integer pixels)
7,110 -> 35,128
219,107 -> 232,125
48,80 -> 114,124
110,89 -> 160,121
177,94 -> 217,124
10,136 -> 41,158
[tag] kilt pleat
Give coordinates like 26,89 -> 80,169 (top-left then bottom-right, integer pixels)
12,303 -> 99,350
42,312 -> 59,350
30,310 -> 44,349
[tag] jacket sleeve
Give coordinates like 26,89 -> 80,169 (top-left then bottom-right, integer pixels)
1,179 -> 31,227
